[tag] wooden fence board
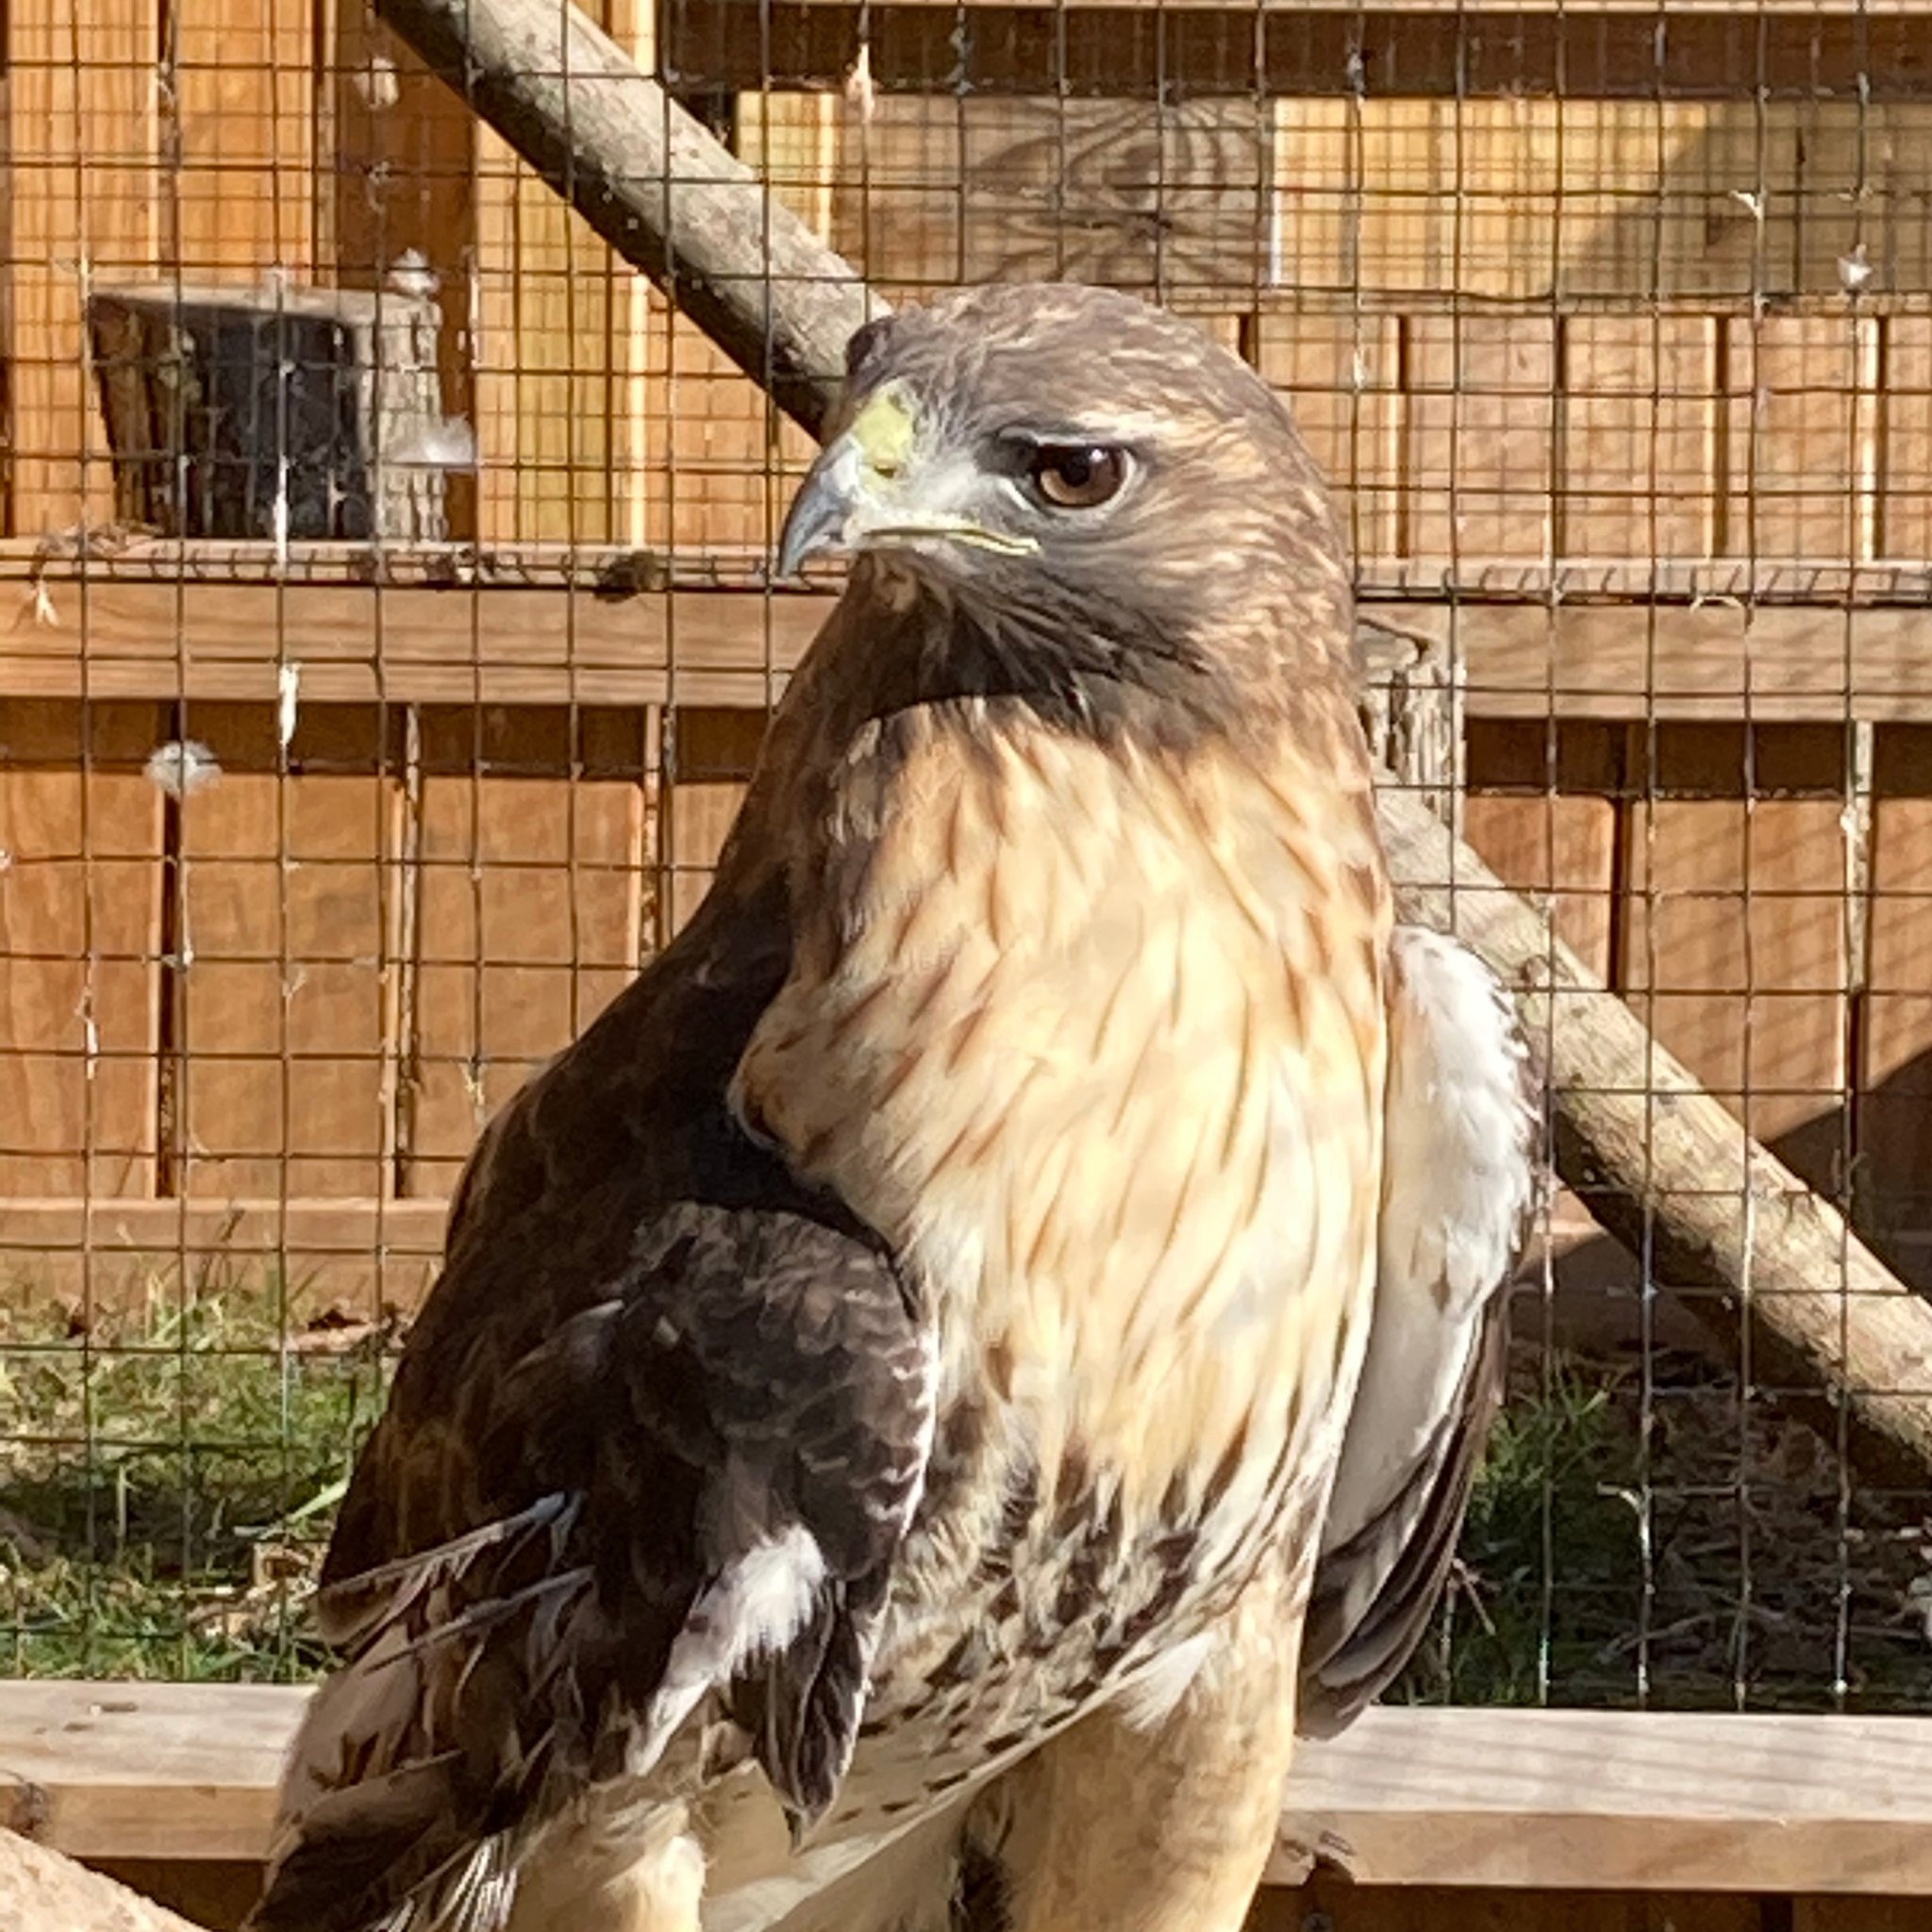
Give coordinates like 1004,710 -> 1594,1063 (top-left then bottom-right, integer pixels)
470,0 -> 658,547
828,94 -> 1275,306
330,3 -> 478,535
0,1195 -> 444,1316
12,1688 -> 1932,1895
1251,312 -> 1404,564
169,0 -> 316,280
10,0 -> 160,534
1723,314 -> 1879,562
1857,725 -> 1932,1244
0,700 -> 163,1199
407,707 -> 647,1193
1462,721 -> 1623,982
14,577 -> 1932,721
1620,724 -> 1852,1165
171,706 -> 397,1202
662,706 -> 769,937
1407,314 -> 1558,560
1881,317 -> 1932,559
1558,315 -> 1720,559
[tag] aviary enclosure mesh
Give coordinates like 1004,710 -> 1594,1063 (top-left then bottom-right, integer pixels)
1,0 -> 1930,1718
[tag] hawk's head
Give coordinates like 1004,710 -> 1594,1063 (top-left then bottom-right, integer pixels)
778,284 -> 1355,721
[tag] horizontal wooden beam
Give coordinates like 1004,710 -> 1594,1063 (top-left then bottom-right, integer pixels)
9,1682 -> 1932,1892
0,1198 -> 449,1267
0,576 -> 818,711
1272,1706 -> 1932,1895
0,1198 -> 447,1315
0,1191 -> 1604,1309
15,541 -> 1932,602
664,4 -> 1932,98
8,565 -> 1932,721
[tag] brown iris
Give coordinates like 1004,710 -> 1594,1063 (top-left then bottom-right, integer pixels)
1028,443 -> 1129,509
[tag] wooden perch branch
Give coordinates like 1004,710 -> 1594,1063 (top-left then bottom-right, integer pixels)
373,0 -> 1932,1490
372,0 -> 880,438
1383,786 -> 1932,1495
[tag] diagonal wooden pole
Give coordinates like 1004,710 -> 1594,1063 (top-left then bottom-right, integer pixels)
374,0 -> 880,436
375,0 -> 1932,1491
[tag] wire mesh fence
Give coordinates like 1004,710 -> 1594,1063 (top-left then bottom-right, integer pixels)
1,0 -> 1930,1727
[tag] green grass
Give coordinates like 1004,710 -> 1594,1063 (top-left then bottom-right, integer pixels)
3,1278 -> 1930,1711
1394,1343 -> 1932,1714
0,1275 -> 392,1680
1394,1358 -> 1642,1708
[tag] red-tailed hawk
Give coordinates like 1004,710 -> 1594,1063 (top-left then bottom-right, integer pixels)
248,283 -> 1534,1932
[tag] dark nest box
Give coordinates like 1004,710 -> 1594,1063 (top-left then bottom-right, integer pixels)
87,279 -> 458,542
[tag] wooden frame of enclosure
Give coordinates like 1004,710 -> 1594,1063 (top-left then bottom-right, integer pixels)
9,544 -> 1932,1315
12,0 -> 1932,1286
6,1681 -> 1932,1931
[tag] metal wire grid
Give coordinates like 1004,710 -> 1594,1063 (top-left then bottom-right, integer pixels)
0,0 -> 1927,1711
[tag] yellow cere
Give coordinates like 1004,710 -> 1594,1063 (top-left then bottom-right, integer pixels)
849,381 -> 920,479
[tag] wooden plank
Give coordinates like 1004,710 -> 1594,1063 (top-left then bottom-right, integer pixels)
669,8 -> 1932,101
1724,315 -> 1880,562
406,707 -> 647,1193
1251,312 -> 1403,564
1273,1708 -> 1932,1895
625,95 -> 837,557
0,1194 -> 444,1317
9,578 -> 1932,720
1265,98 -> 1880,308
0,577 -> 828,709
638,301 -> 820,556
0,1186 -> 1607,1321
738,91 -> 840,243
1620,724 -> 1851,1158
1407,314 -> 1557,559
1462,721 -> 1621,982
0,699 -> 164,1198
1382,602 -> 1932,725
1273,98 -> 1598,306
0,1680 -> 296,1863
1857,725 -> 1932,1246
169,706 -> 398,1201
829,94 -> 1274,308
637,92 -> 841,559
1792,1905 -> 1932,1932
1880,317 -> 1932,560
1266,1881 -> 1766,1930
168,0 -> 316,280
614,96 -> 835,558
12,1689 -> 1932,1891
663,705 -> 769,937
9,0 -> 160,534
470,0 -> 657,547
1558,316 -> 1720,559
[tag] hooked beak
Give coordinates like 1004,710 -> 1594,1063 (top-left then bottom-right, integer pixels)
776,427 -> 870,578
775,381 -> 1038,577
777,383 -> 920,579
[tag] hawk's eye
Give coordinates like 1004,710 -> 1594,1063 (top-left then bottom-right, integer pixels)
1027,444 -> 1129,510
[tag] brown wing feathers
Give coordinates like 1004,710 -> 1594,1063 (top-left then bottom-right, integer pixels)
248,902 -> 934,1931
